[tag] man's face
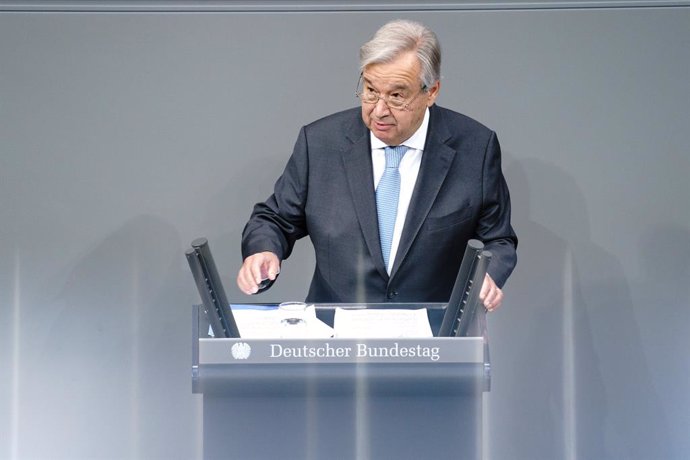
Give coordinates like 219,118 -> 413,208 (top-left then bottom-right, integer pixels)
361,51 -> 440,146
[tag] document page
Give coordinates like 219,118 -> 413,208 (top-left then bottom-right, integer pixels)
333,308 -> 433,338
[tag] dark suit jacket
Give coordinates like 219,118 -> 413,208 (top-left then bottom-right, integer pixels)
242,104 -> 517,303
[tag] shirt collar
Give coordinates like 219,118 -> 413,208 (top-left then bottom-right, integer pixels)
370,107 -> 430,151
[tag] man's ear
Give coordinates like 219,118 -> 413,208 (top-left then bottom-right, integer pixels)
425,80 -> 441,107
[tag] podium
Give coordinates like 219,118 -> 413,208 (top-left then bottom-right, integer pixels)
192,303 -> 490,460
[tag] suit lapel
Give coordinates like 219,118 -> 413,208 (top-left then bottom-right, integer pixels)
342,118 -> 389,280
390,106 -> 456,278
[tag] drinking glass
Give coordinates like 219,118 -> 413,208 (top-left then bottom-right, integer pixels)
278,301 -> 308,338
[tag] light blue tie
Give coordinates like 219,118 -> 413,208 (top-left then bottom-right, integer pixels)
376,145 -> 408,269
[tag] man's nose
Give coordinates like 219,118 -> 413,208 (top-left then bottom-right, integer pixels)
373,97 -> 390,117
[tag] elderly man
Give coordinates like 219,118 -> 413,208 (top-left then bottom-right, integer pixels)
237,19 -> 517,311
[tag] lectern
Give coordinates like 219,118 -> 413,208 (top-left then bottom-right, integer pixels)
192,303 -> 490,460
188,237 -> 491,459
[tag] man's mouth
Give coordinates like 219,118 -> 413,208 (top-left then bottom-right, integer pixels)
374,120 -> 393,130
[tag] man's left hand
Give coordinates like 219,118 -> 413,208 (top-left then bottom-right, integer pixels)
479,273 -> 503,312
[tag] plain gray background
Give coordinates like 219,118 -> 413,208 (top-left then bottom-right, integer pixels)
1,2 -> 688,459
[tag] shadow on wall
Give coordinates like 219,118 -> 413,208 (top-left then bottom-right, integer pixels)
488,154 -> 671,460
633,224 -> 690,456
21,215 -> 199,460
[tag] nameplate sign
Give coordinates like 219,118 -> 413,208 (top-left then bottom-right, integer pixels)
199,337 -> 484,365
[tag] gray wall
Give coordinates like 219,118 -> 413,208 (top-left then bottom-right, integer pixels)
1,2 -> 688,459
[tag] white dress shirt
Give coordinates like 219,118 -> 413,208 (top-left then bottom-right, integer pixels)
371,108 -> 430,274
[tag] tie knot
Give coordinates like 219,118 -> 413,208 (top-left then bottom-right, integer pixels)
384,145 -> 408,169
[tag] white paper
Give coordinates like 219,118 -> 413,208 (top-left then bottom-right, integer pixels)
231,305 -> 334,339
333,307 -> 433,338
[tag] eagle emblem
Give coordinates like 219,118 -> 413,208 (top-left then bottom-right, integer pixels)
231,342 -> 251,360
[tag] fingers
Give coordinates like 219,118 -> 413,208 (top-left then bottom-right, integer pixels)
237,252 -> 280,295
236,261 -> 255,295
479,273 -> 503,312
264,256 -> 281,281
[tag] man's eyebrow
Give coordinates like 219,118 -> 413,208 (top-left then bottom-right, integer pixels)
362,77 -> 410,92
362,76 -> 376,87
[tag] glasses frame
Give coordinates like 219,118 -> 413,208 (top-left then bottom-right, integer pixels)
355,73 -> 428,111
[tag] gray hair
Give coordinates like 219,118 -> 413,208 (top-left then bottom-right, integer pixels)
359,19 -> 441,89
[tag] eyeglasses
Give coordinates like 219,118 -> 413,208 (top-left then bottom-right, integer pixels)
355,73 -> 427,111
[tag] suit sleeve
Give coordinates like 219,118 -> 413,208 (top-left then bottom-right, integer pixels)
241,127 -> 310,261
477,131 -> 518,287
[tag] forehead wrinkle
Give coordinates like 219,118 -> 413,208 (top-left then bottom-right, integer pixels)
362,75 -> 413,93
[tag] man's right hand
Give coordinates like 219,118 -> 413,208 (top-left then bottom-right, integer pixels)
237,251 -> 281,295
